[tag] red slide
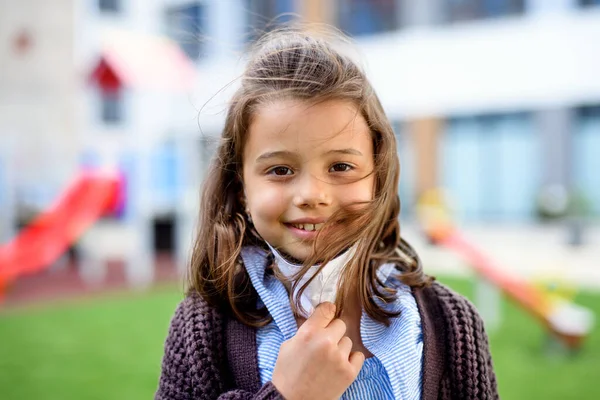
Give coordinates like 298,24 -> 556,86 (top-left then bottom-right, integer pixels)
0,170 -> 123,292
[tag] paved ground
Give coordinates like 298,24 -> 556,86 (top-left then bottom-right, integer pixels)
2,222 -> 599,308
1,253 -> 181,308
402,222 -> 600,290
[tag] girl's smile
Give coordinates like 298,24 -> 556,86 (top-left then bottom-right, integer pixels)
284,218 -> 327,240
242,98 -> 375,262
285,223 -> 320,240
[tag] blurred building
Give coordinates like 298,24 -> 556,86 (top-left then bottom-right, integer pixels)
1,0 -> 599,267
0,1 -> 200,262
324,0 -> 600,223
0,0 -> 78,239
150,0 -> 600,225
187,0 -> 600,224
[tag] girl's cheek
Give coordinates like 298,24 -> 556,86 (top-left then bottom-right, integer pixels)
251,186 -> 289,217
339,180 -> 374,206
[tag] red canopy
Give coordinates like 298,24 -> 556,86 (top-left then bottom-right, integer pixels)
89,30 -> 196,92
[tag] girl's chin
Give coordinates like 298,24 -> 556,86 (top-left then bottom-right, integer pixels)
276,248 -> 312,265
275,245 -> 351,266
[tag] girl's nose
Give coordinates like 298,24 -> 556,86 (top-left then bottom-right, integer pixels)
292,173 -> 331,208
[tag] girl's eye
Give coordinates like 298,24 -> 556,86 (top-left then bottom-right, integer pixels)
268,166 -> 293,176
329,163 -> 353,172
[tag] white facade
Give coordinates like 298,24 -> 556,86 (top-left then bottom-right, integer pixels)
0,0 -> 78,212
358,9 -> 600,120
192,2 -> 600,127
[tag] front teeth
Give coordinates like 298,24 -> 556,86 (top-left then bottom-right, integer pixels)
292,223 -> 324,231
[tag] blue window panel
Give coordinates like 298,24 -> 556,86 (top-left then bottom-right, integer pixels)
99,0 -> 120,13
442,114 -> 537,222
445,0 -> 524,22
275,0 -> 296,16
478,117 -> 501,218
151,143 -> 180,207
579,0 -> 600,7
442,118 -> 484,221
338,0 -> 398,36
574,113 -> 600,215
101,90 -> 123,124
395,123 -> 416,217
246,0 -> 296,19
482,0 -> 525,17
117,151 -> 137,220
493,115 -> 538,220
166,3 -> 205,60
246,0 -> 296,42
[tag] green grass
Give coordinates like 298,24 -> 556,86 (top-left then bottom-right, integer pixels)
0,278 -> 599,399
0,288 -> 183,400
439,276 -> 600,400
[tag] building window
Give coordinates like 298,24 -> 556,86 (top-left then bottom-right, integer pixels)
165,2 -> 206,61
579,0 -> 600,6
101,90 -> 122,124
151,141 -> 180,207
444,0 -> 525,23
337,0 -> 399,36
573,106 -> 600,216
442,113 -> 538,221
393,121 -> 416,216
245,0 -> 296,42
99,0 -> 120,13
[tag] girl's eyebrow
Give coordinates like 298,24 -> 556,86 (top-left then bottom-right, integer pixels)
324,148 -> 363,156
255,148 -> 362,162
255,150 -> 296,162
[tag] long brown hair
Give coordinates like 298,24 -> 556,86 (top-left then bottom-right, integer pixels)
188,25 -> 432,326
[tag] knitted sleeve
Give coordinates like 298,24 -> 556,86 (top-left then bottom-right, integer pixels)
433,283 -> 499,400
155,295 -> 284,400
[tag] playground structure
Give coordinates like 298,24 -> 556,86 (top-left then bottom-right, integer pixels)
417,189 -> 595,350
0,170 -> 129,295
0,28 -> 202,301
0,146 -> 198,302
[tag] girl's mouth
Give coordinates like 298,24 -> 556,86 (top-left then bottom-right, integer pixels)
284,223 -> 324,240
289,223 -> 324,232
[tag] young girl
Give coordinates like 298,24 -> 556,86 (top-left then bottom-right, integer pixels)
156,26 -> 498,400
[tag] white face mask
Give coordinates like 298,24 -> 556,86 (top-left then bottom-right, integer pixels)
266,243 -> 356,318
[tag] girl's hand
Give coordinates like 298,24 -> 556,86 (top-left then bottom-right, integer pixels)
271,302 -> 364,400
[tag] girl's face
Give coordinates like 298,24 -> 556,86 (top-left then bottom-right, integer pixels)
242,99 -> 375,262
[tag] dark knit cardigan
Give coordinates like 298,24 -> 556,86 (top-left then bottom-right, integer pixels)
155,282 -> 498,400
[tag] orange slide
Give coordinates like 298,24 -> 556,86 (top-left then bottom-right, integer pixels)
418,189 -> 594,350
0,170 -> 123,293
437,230 -> 594,349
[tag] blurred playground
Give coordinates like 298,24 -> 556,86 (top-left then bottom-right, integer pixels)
2,206 -> 600,399
2,1 -> 600,399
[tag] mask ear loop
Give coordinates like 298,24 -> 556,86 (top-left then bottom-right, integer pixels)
239,188 -> 264,247
239,186 -> 252,223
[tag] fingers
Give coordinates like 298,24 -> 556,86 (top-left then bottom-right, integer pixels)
326,318 -> 347,342
303,302 -> 336,330
337,336 -> 353,358
348,351 -> 365,375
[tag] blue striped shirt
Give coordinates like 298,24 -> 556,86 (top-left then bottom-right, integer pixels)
241,246 -> 423,400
